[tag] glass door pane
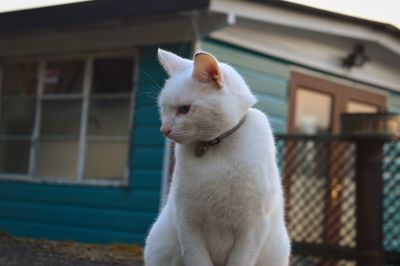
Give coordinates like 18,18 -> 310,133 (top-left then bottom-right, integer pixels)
0,140 -> 31,174
88,98 -> 130,136
36,59 -> 85,180
295,88 -> 333,134
91,57 -> 133,94
40,99 -> 82,136
0,98 -> 36,135
37,99 -> 81,179
2,62 -> 37,96
85,142 -> 128,180
84,56 -> 134,181
0,62 -> 38,175
37,140 -> 78,180
347,101 -> 378,113
44,60 -> 84,94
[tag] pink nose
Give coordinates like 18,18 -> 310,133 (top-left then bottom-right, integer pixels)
160,127 -> 171,136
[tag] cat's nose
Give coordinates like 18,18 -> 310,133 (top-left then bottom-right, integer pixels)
160,127 -> 171,136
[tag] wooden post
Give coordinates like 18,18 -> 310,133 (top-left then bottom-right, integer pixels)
355,139 -> 384,265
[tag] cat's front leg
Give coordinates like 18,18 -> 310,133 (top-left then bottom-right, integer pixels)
176,221 -> 213,266
226,219 -> 269,266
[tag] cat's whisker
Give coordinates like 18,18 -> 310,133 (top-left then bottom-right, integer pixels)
143,71 -> 161,88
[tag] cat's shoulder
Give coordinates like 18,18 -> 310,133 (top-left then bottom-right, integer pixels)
247,108 -> 267,120
247,108 -> 271,126
245,108 -> 274,135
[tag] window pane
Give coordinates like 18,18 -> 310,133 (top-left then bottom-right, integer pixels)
92,57 -> 133,94
88,99 -> 130,136
85,141 -> 128,180
0,140 -> 31,174
37,140 -> 78,180
2,62 -> 37,96
295,88 -> 333,134
0,99 -> 36,135
347,101 -> 378,113
44,60 -> 84,94
40,100 -> 82,136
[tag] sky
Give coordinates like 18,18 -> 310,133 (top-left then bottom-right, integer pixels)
0,0 -> 92,12
0,0 -> 398,29
284,0 -> 400,28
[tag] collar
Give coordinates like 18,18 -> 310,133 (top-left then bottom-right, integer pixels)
194,114 -> 247,157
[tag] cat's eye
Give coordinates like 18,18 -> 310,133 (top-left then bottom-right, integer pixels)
177,105 -> 191,115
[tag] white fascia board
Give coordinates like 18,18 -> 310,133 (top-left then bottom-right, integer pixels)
210,27 -> 400,93
210,0 -> 400,56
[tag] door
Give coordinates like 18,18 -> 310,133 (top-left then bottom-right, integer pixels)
286,72 -> 386,253
289,72 -> 386,134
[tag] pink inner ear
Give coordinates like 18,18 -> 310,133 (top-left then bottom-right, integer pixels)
207,66 -> 222,89
207,65 -> 219,81
193,53 -> 222,89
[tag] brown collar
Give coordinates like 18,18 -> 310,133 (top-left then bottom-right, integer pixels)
194,114 -> 247,157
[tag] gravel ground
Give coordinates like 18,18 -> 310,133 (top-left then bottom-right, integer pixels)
0,232 -> 144,266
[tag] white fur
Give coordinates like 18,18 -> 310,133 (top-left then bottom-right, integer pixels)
144,49 -> 290,266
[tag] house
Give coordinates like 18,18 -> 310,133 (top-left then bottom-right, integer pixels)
0,0 -> 399,252
0,0 -> 229,244
199,1 -> 400,262
202,0 -> 400,136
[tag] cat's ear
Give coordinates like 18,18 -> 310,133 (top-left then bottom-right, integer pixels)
192,51 -> 222,89
158,48 -> 191,76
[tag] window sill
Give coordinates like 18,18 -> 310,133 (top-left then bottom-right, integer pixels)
0,174 -> 129,188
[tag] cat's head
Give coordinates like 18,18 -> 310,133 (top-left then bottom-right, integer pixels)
157,49 -> 257,144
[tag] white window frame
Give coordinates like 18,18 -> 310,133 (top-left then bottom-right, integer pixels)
0,50 -> 138,187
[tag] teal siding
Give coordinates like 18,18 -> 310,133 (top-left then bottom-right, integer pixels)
202,39 -> 290,133
0,43 -> 192,245
0,182 -> 158,244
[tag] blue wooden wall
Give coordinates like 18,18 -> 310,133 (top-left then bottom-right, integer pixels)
1,36 -> 398,247
0,43 -> 191,245
201,39 -> 290,133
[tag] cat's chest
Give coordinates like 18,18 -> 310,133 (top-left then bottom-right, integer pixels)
182,176 -> 248,226
174,139 -> 268,223
175,159 -> 265,227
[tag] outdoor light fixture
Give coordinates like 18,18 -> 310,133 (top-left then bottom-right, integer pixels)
342,43 -> 369,68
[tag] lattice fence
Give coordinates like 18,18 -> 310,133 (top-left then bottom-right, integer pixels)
276,135 -> 400,266
383,142 -> 400,254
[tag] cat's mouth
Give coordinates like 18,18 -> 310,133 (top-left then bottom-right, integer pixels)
165,133 -> 207,145
164,134 -> 188,144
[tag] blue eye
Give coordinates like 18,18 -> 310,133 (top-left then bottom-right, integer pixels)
177,105 -> 191,115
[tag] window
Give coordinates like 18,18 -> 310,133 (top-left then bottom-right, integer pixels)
294,88 -> 333,134
0,54 -> 136,185
0,62 -> 37,174
85,58 -> 133,181
289,71 -> 386,134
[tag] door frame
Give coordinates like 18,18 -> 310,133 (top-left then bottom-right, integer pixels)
288,71 -> 387,134
285,71 -> 387,248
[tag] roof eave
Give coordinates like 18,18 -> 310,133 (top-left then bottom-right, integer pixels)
0,0 -> 210,34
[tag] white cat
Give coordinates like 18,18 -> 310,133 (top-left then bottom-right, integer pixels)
144,49 -> 290,266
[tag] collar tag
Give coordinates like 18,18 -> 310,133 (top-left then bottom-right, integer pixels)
195,143 -> 208,157
193,113 -> 247,157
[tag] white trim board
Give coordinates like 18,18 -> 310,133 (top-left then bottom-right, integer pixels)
210,0 -> 400,56
160,139 -> 172,209
210,25 -> 400,93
